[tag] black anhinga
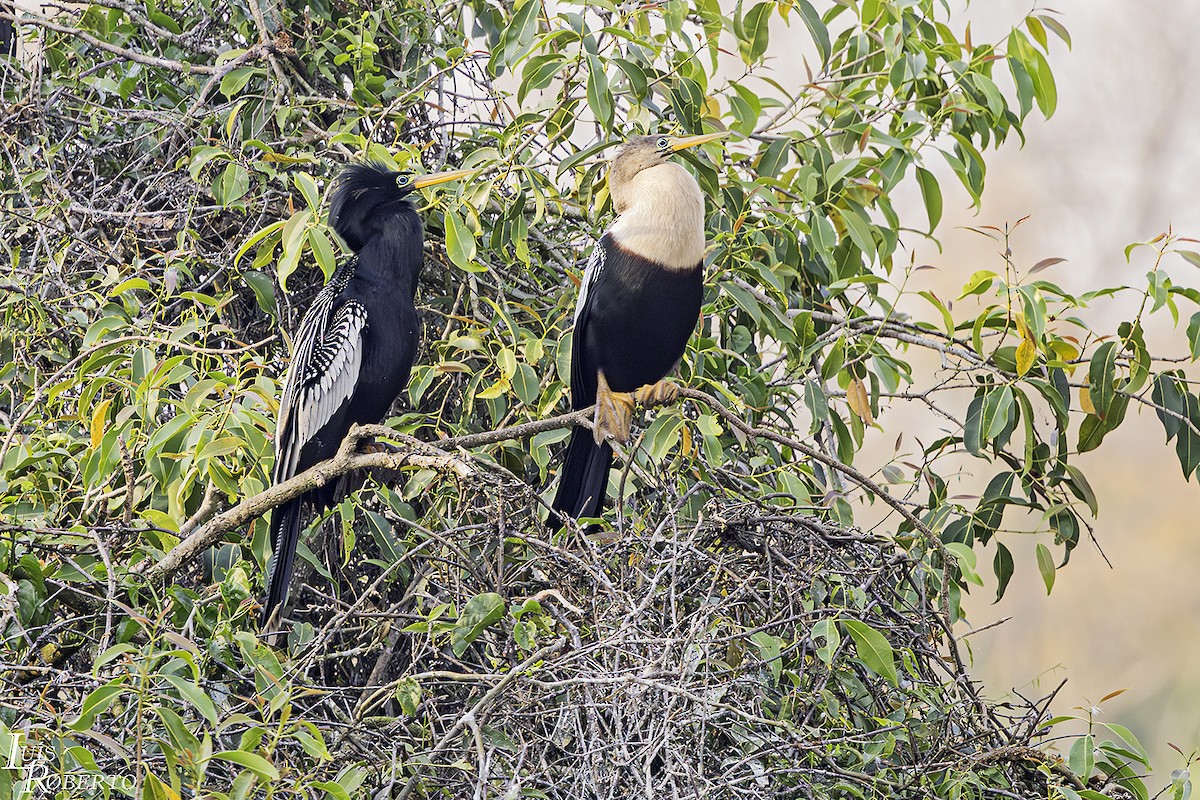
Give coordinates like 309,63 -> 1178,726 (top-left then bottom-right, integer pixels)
263,161 -> 472,624
550,132 -> 724,530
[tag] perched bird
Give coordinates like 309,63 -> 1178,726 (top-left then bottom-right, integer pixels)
263,161 -> 472,624
550,132 -> 725,530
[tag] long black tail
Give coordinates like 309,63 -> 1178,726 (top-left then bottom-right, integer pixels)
549,427 -> 613,531
262,497 -> 303,624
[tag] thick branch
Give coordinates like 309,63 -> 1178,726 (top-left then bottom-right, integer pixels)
135,408 -> 592,584
2,8 -> 216,74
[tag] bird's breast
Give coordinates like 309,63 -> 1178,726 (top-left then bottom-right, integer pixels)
607,162 -> 706,271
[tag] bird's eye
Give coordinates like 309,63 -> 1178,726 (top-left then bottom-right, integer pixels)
656,136 -> 671,150
395,174 -> 413,188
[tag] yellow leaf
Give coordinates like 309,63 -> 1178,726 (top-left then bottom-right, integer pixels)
1016,336 -> 1036,376
1049,339 -> 1080,365
90,398 -> 112,449
476,378 -> 509,400
1079,387 -> 1094,415
846,376 -> 874,424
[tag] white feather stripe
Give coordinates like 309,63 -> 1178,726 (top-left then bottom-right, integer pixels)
273,298 -> 367,483
575,244 -> 604,326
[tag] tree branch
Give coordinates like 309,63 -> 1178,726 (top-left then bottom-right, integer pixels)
1,7 -> 217,74
134,408 -> 592,584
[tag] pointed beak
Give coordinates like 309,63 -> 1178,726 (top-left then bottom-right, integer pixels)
411,168 -> 477,189
669,131 -> 729,152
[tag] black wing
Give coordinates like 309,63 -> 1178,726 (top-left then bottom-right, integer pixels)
264,268 -> 367,620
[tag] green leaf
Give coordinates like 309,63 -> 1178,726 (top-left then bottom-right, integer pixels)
219,66 -> 258,98
1175,249 -> 1200,269
756,138 -> 790,179
1077,414 -> 1107,454
156,707 -> 201,756
1038,15 -> 1072,49
234,218 -> 286,268
795,0 -> 831,64
811,618 -> 840,666
1068,735 -> 1095,780
982,386 -> 1014,441
277,209 -> 313,291
242,270 -> 277,317
452,592 -> 506,656
189,145 -> 229,181
738,3 -> 772,64
729,82 -> 762,136
1152,372 -> 1184,441
294,172 -> 321,211
444,208 -> 481,272
585,54 -> 613,128
645,412 -> 684,460
1087,341 -> 1118,419
1063,465 -> 1099,517
162,673 -> 219,727
501,0 -> 541,70
519,53 -> 566,104
1101,723 -> 1150,766
838,205 -> 876,262
210,750 -> 280,781
512,362 -> 539,406
1186,312 -> 1200,361
748,631 -> 782,683
963,395 -> 985,456
993,542 -> 1014,601
68,677 -> 127,731
1175,392 -> 1200,479
959,270 -> 997,298
839,619 -> 897,686
197,436 -> 245,461
945,541 -> 983,586
915,167 -> 942,231
308,228 -> 338,281
1035,542 -> 1055,594
394,677 -> 422,716
213,162 -> 250,206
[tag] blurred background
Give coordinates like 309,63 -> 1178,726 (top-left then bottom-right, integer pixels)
872,0 -> 1200,784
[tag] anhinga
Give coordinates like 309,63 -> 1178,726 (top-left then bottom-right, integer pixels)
550,132 -> 724,530
262,161 -> 472,624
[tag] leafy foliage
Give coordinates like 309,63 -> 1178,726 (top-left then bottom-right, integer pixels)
1,0 -> 1195,797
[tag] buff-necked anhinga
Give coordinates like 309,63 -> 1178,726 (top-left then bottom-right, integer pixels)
550,132 -> 725,530
263,161 -> 472,624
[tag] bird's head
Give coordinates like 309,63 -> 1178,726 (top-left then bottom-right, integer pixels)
329,161 -> 473,251
607,132 -> 726,212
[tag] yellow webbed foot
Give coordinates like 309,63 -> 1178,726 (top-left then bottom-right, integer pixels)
594,370 -> 635,445
633,379 -> 679,408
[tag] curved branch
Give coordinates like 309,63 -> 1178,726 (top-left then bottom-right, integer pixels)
134,408 -> 592,584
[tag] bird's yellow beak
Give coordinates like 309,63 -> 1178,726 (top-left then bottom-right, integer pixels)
412,168 -> 477,189
669,131 -> 729,152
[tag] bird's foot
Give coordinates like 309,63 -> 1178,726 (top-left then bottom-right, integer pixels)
594,371 -> 634,445
633,380 -> 679,408
357,437 -> 400,455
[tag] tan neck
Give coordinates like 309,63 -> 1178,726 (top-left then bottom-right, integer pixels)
608,162 -> 705,271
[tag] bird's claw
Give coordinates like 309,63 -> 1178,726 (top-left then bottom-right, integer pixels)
357,437 -> 400,455
633,380 -> 678,408
594,371 -> 634,445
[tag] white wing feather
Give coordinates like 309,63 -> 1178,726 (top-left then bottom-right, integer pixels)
275,297 -> 367,482
574,241 -> 605,326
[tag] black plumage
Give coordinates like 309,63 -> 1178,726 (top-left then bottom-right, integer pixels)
263,161 -> 471,624
550,133 -> 724,530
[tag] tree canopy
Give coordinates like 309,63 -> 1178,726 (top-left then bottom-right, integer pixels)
1,1 -> 1197,798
